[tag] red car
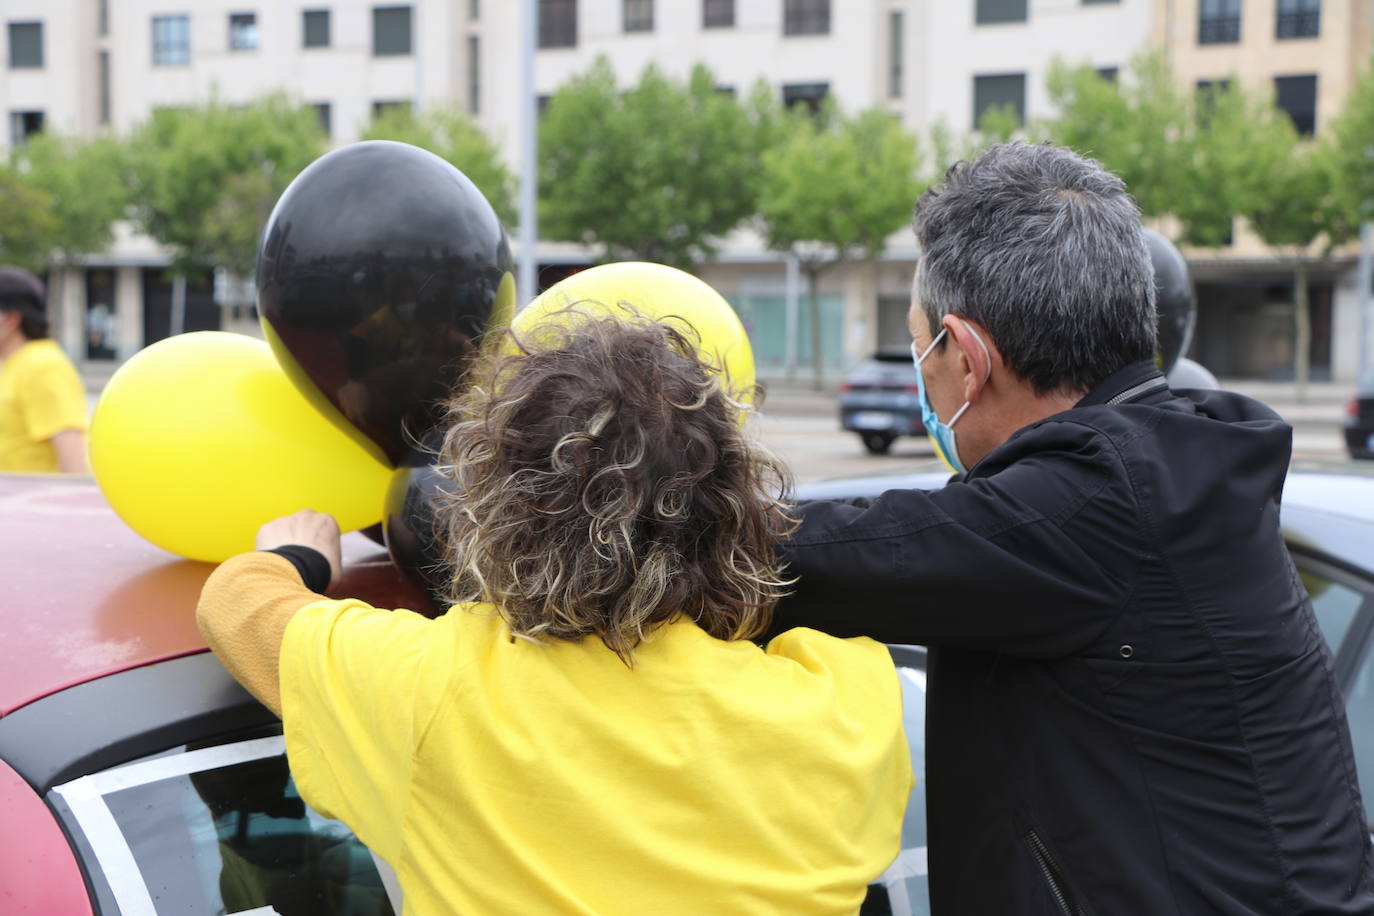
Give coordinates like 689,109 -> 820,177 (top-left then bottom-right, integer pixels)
0,472 -> 430,916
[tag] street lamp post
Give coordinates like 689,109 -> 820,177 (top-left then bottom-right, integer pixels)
517,0 -> 538,308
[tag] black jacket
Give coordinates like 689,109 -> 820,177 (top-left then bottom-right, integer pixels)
776,361 -> 1374,915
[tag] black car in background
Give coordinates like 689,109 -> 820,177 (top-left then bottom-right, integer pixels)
1345,369 -> 1374,460
839,352 -> 925,454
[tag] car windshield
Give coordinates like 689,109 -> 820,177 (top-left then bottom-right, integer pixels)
52,734 -> 398,916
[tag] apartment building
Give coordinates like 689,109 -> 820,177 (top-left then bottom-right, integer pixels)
1152,0 -> 1372,382
1,0 -> 1363,379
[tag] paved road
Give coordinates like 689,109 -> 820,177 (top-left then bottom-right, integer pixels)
84,371 -> 1353,486
754,378 -> 1351,485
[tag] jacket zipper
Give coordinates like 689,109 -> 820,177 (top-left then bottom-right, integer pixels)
1025,829 -> 1087,916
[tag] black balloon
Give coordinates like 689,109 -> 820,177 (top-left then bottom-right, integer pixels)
257,141 -> 514,468
1144,228 -> 1196,376
383,444 -> 450,608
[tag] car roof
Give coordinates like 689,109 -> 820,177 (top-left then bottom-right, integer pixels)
0,473 -> 427,717
797,459 -> 1374,578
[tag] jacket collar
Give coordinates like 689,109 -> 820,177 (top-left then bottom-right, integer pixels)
1075,360 -> 1168,409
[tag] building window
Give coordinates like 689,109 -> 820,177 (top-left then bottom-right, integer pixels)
539,0 -> 577,48
715,85 -> 736,98
373,5 -> 412,56
1275,74 -> 1317,136
703,0 -> 734,28
99,0 -> 109,36
310,102 -> 331,137
888,10 -> 903,98
1195,78 -> 1232,124
782,82 -> 829,114
783,0 -> 829,36
467,35 -> 480,114
973,73 -> 1025,128
98,50 -> 111,124
8,22 -> 43,69
152,14 -> 190,66
9,110 -> 43,147
1198,0 -> 1240,44
624,0 -> 653,32
1082,0 -> 1119,4
303,9 -> 330,47
372,99 -> 411,119
470,0 -> 480,19
228,13 -> 258,51
975,0 -> 1027,25
1096,66 -> 1119,82
1276,0 -> 1319,39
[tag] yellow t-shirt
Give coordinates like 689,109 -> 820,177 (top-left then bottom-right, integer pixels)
281,601 -> 912,916
0,339 -> 88,472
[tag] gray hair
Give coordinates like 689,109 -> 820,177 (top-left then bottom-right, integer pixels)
913,142 -> 1157,395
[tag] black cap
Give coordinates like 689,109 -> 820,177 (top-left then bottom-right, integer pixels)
0,267 -> 45,314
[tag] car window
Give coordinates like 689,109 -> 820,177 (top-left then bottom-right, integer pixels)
1296,559 -> 1374,832
1345,645 -> 1374,833
52,734 -> 399,916
1301,567 -> 1366,654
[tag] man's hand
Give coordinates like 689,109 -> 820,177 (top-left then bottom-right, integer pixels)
256,509 -> 343,589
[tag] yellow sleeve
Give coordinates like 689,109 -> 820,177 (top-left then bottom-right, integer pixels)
19,351 -> 87,441
197,551 -> 319,716
765,627 -> 914,796
279,593 -> 436,866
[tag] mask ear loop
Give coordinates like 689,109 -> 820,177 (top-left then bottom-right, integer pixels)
946,319 -> 993,428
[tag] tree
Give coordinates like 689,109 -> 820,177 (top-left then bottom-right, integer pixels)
1325,60 -> 1374,234
1045,53 -> 1189,224
126,94 -> 324,280
12,133 -> 126,264
361,105 -> 516,228
0,167 -> 57,272
757,104 -> 922,388
13,133 -> 129,330
539,58 -> 764,268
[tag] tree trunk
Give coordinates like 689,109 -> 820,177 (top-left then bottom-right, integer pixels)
51,263 -> 68,354
806,264 -> 824,392
171,273 -> 187,337
1294,258 -> 1310,404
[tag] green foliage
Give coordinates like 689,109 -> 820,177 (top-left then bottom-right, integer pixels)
125,94 -> 324,277
0,166 -> 57,271
1045,53 -> 1187,222
975,104 -> 1021,147
12,133 -> 127,263
361,105 -> 516,227
539,58 -> 764,269
1323,61 -> 1374,232
758,104 -> 922,263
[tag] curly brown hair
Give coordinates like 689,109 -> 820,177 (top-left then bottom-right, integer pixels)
435,307 -> 795,663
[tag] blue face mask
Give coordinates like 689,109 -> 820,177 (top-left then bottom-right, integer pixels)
912,320 -> 992,475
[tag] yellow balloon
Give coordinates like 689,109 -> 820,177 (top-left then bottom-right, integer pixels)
512,262 -> 756,404
90,331 -> 392,563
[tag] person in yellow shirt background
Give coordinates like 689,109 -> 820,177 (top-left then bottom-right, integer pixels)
198,312 -> 912,915
0,267 -> 88,473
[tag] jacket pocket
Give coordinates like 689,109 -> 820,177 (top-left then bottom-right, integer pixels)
1024,828 -> 1088,916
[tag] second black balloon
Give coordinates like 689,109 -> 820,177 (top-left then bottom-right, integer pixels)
256,140 -> 514,468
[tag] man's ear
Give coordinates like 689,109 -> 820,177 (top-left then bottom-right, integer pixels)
944,315 -> 997,403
